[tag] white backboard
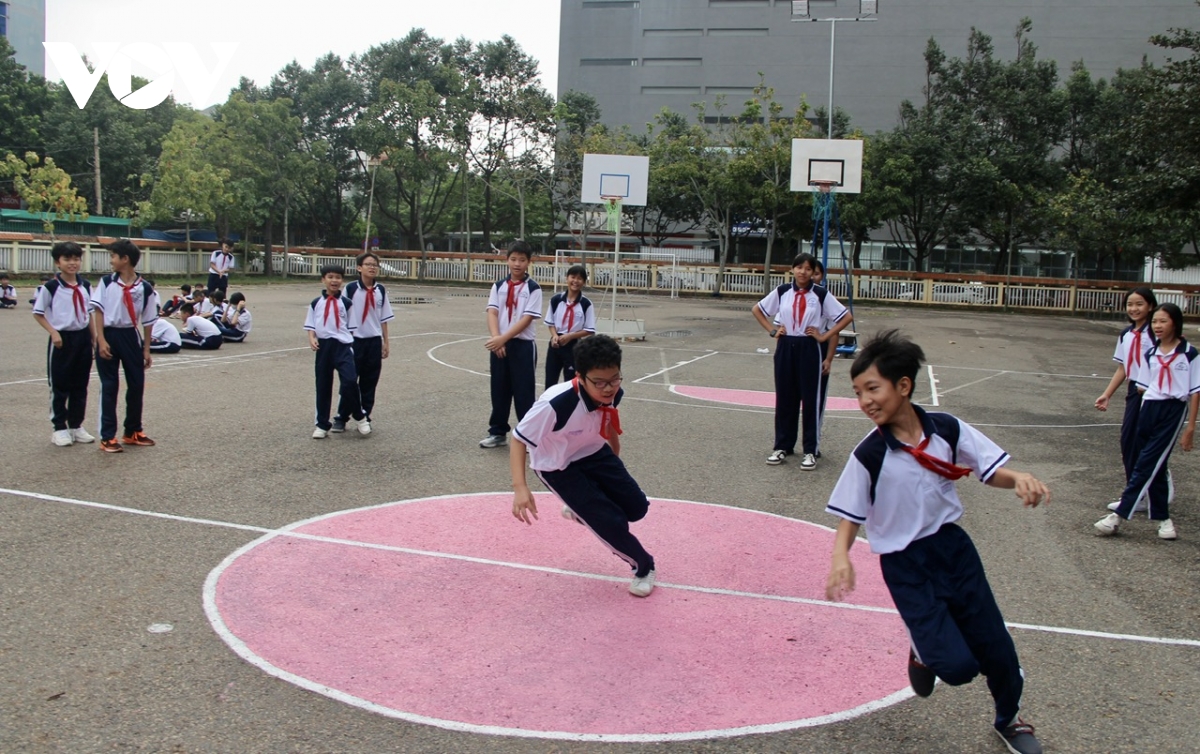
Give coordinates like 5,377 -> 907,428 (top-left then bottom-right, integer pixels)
790,139 -> 863,194
581,154 -> 650,206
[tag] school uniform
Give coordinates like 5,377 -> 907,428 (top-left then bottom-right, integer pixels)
217,308 -> 252,342
208,250 -> 235,293
543,292 -> 596,386
149,318 -> 182,353
199,299 -> 217,318
1112,324 -> 1154,481
825,405 -> 1025,733
161,294 -> 187,317
756,282 -> 848,456
180,315 -> 223,350
514,379 -> 654,578
0,283 -> 17,308
33,274 -> 94,431
1112,339 -> 1200,521
337,280 -> 394,423
90,274 -> 159,441
304,291 -> 360,431
486,276 -> 543,437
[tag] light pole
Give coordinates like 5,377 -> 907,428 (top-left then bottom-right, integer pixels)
792,1 -> 878,138
363,153 -> 387,252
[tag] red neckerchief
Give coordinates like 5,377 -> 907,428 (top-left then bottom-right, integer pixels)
574,376 -> 622,440
900,434 -> 972,481
323,293 -> 341,330
117,276 -> 141,326
361,281 -> 376,324
505,278 -> 525,321
564,298 -> 578,332
792,283 -> 809,332
1129,325 -> 1146,368
59,275 -> 87,321
1157,348 -> 1181,393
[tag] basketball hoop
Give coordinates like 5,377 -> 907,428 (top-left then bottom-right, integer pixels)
811,180 -> 837,194
602,195 -> 623,233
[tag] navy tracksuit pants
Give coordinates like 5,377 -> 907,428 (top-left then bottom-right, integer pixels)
536,445 -> 655,578
1114,398 -> 1187,521
314,338 -> 360,430
97,327 -> 146,441
881,524 -> 1024,731
339,335 -> 382,421
207,272 -> 229,294
544,338 -> 578,387
488,338 -> 537,436
47,329 -> 93,431
1119,384 -> 1143,481
180,332 -> 222,350
774,335 -> 824,455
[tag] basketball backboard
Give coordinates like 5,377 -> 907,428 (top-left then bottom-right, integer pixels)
581,154 -> 650,206
790,139 -> 863,194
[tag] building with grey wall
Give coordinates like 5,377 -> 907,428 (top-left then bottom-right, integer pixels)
1,0 -> 45,77
558,0 -> 1196,135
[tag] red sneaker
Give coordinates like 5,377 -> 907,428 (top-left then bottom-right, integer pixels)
120,431 -> 155,446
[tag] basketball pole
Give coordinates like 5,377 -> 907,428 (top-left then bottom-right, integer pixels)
610,198 -> 620,327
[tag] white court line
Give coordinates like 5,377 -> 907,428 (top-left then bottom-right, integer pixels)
936,370 -> 1009,397
3,486 -> 1197,650
926,364 -> 939,406
930,364 -> 1109,380
426,337 -> 489,377
632,350 -> 718,384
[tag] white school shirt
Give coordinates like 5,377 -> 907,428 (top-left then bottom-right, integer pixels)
514,380 -> 623,472
824,405 -> 1009,554
225,308 -> 253,333
1113,323 -> 1153,383
209,250 -> 235,275
304,292 -> 355,343
756,282 -> 848,337
151,318 -> 182,346
200,299 -> 217,317
343,280 -> 395,338
1,284 -> 16,300
486,276 -> 543,341
183,315 -> 222,338
544,293 -> 597,335
32,275 -> 92,331
89,274 -> 159,328
1134,340 -> 1200,402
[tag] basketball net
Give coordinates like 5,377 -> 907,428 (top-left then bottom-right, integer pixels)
602,196 -> 623,233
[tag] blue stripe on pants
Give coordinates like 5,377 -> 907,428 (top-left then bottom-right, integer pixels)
314,339 -> 359,430
1119,383 -> 1143,481
1114,398 -> 1186,521
339,335 -> 381,421
97,327 -> 145,441
773,335 -> 823,455
47,329 -> 93,430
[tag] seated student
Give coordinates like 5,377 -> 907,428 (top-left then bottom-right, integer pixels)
217,292 -> 252,342
173,288 -> 206,319
0,274 -> 17,308
178,302 -> 223,350
30,276 -> 52,306
149,318 -> 182,354
161,284 -> 192,317
200,289 -> 225,321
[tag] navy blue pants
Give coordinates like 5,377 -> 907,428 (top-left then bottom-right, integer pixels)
1114,398 -> 1186,521
47,329 -> 93,431
314,338 -> 360,430
1119,384 -> 1143,481
773,335 -> 824,455
216,322 -> 248,342
339,336 -> 382,421
488,338 -> 537,436
180,332 -> 222,350
544,338 -> 578,387
207,272 -> 229,294
536,445 -> 655,578
881,524 -> 1024,731
96,327 -> 146,441
149,341 -> 181,354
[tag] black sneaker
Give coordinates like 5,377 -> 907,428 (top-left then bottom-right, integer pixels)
331,419 -> 346,433
996,718 -> 1042,754
907,650 -> 936,697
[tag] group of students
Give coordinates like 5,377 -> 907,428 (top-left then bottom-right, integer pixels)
153,283 -> 253,352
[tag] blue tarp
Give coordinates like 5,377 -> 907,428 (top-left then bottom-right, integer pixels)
140,229 -> 231,243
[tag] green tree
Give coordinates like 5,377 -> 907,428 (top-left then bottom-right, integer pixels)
2,152 -> 88,235
0,37 -> 49,162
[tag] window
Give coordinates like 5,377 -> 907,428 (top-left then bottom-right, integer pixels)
707,28 -> 769,36
0,3 -> 8,38
580,58 -> 639,66
642,86 -> 702,95
644,28 -> 704,37
706,87 -> 755,96
642,58 -> 703,67
582,0 -> 639,6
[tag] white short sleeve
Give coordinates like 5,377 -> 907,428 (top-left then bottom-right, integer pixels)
756,289 -> 781,320
953,419 -> 1009,483
825,454 -> 872,524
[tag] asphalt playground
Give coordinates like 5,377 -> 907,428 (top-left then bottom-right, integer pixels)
1,281 -> 1198,753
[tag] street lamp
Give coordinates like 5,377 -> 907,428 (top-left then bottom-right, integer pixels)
363,153 -> 388,252
792,0 -> 878,139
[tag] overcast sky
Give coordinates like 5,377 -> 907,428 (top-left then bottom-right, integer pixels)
45,0 -> 563,107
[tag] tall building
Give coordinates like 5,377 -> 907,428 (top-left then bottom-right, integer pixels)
1,0 -> 45,77
558,0 -> 1196,135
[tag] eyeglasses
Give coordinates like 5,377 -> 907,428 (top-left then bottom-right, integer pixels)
360,262 -> 380,268
582,374 -> 623,390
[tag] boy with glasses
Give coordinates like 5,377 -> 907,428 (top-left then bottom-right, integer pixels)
334,252 -> 394,436
510,335 -> 657,597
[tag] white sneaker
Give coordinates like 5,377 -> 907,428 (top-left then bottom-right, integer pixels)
312,428 -> 328,439
70,427 -> 95,443
800,453 -> 817,470
561,504 -> 584,524
52,429 -> 74,447
1159,519 -> 1178,540
629,570 -> 656,597
1094,513 -> 1121,536
1107,499 -> 1148,513
479,434 -> 507,448
357,419 -> 372,436
766,450 -> 787,465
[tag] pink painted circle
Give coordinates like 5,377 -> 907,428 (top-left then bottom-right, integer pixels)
204,494 -> 911,742
671,385 -> 861,411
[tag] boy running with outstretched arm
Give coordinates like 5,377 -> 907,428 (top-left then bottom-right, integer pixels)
824,330 -> 1049,754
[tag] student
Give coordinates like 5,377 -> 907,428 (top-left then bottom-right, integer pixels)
824,329 -> 1050,754
178,303 -> 223,350
544,264 -> 596,386
1094,287 -> 1158,515
0,274 -> 16,308
480,240 -> 543,448
217,292 -> 253,343
304,264 -> 361,439
752,252 -> 851,470
200,289 -> 225,320
810,259 -> 853,458
511,335 -> 656,597
173,288 -> 206,319
89,239 -> 158,453
30,276 -> 52,306
149,318 -> 182,354
161,284 -> 192,317
208,238 -> 235,294
1096,303 -> 1199,540
335,252 -> 395,436
32,242 -> 95,447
